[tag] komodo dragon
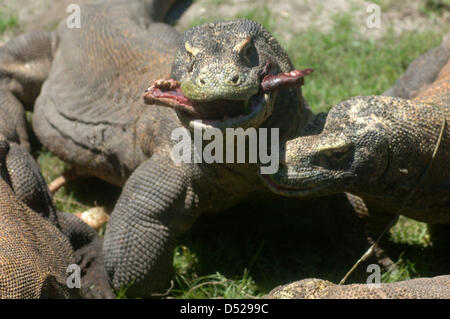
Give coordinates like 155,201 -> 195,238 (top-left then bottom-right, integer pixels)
263,93 -> 449,224
262,34 -> 450,298
0,137 -> 113,298
0,138 -> 76,298
266,275 -> 450,299
262,34 -> 450,225
0,0 -> 360,297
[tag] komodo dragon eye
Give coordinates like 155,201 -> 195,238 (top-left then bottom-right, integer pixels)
313,142 -> 354,170
233,36 -> 254,64
184,42 -> 199,73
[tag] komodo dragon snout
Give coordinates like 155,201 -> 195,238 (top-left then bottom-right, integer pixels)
262,97 -> 391,198
143,19 -> 313,130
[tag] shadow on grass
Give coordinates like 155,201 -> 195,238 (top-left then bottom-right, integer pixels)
55,177 -> 121,212
171,197 -> 450,297
173,194 -> 380,296
383,224 -> 450,281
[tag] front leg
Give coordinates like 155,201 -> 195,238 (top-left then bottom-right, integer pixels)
103,151 -> 201,297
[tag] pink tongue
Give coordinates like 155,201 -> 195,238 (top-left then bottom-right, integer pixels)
142,68 -> 314,109
143,79 -> 192,108
261,68 -> 314,93
142,80 -> 244,118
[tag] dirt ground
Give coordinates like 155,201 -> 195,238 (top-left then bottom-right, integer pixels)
2,0 -> 449,42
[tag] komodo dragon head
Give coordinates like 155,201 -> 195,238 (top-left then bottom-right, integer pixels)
261,92 -> 449,200
144,19 -> 312,130
261,96 -> 393,197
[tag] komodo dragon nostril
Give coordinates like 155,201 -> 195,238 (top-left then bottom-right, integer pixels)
198,77 -> 206,86
231,74 -> 239,84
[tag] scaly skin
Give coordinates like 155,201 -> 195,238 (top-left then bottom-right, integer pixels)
0,138 -> 76,298
264,95 -> 449,224
263,34 -> 450,224
262,34 -> 450,299
0,137 -> 113,298
265,276 -> 450,299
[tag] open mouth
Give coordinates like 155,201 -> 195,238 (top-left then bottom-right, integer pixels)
143,67 -> 313,130
260,173 -> 329,198
259,174 -> 317,197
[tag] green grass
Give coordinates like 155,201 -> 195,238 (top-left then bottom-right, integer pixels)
0,7 -> 19,35
288,13 -> 447,113
3,6 -> 450,298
